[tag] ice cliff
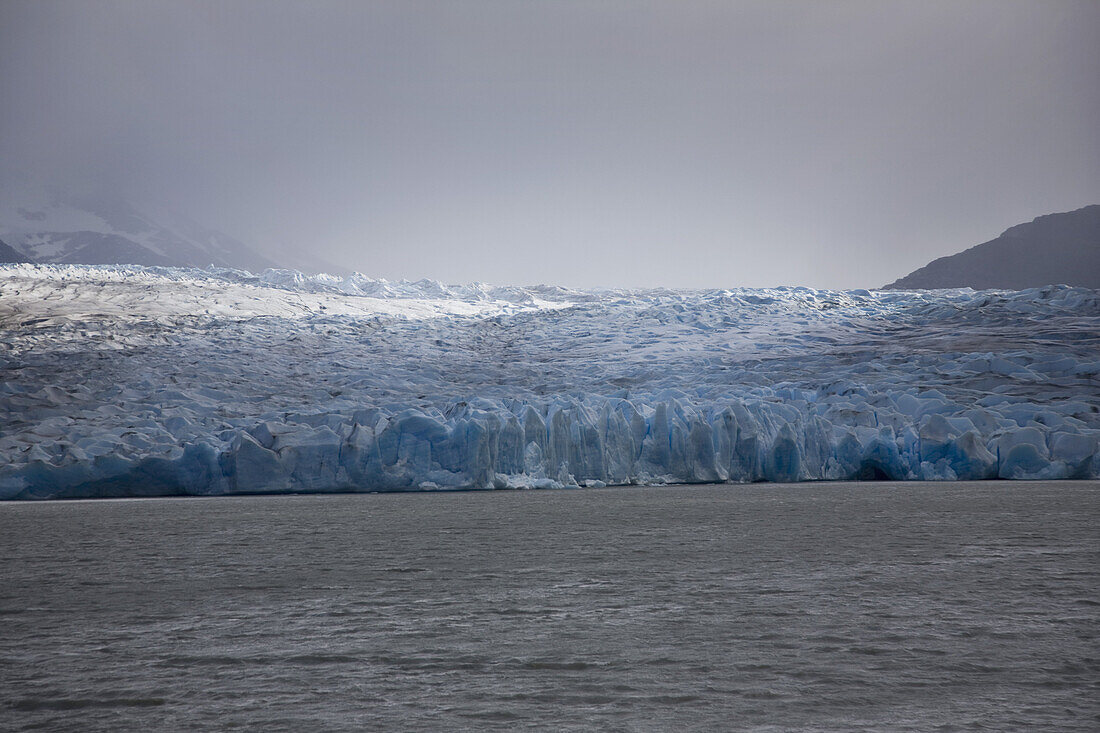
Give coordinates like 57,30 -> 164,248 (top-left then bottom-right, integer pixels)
2,264 -> 1098,499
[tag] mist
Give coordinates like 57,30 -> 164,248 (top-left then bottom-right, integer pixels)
2,0 -> 1098,288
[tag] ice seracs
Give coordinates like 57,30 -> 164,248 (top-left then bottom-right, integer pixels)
1,264 -> 1098,499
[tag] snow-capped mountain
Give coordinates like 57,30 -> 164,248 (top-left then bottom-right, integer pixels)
0,179 -> 278,271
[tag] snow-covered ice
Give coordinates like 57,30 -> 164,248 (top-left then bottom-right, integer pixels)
2,263 -> 1098,499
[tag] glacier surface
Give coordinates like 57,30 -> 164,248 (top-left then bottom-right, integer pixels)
2,263 -> 1098,499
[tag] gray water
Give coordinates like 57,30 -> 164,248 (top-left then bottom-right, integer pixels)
1,482 -> 1097,732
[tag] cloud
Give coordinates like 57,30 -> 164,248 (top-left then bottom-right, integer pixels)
2,0 -> 1098,287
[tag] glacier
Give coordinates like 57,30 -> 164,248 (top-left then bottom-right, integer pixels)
1,263 -> 1098,499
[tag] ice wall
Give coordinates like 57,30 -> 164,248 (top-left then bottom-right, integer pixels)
5,388 -> 1098,500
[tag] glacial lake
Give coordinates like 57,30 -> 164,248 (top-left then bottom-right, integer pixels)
2,481 -> 1098,731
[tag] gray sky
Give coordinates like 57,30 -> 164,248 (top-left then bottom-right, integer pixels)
2,0 -> 1098,288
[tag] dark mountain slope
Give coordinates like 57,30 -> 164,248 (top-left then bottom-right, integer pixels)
885,205 -> 1100,290
0,238 -> 32,263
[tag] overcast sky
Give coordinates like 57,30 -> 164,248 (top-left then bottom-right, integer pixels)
2,0 -> 1098,288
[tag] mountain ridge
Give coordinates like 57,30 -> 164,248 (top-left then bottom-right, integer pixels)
885,205 -> 1100,290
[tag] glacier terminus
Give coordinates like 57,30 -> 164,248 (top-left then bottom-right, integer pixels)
1,264 -> 1098,500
